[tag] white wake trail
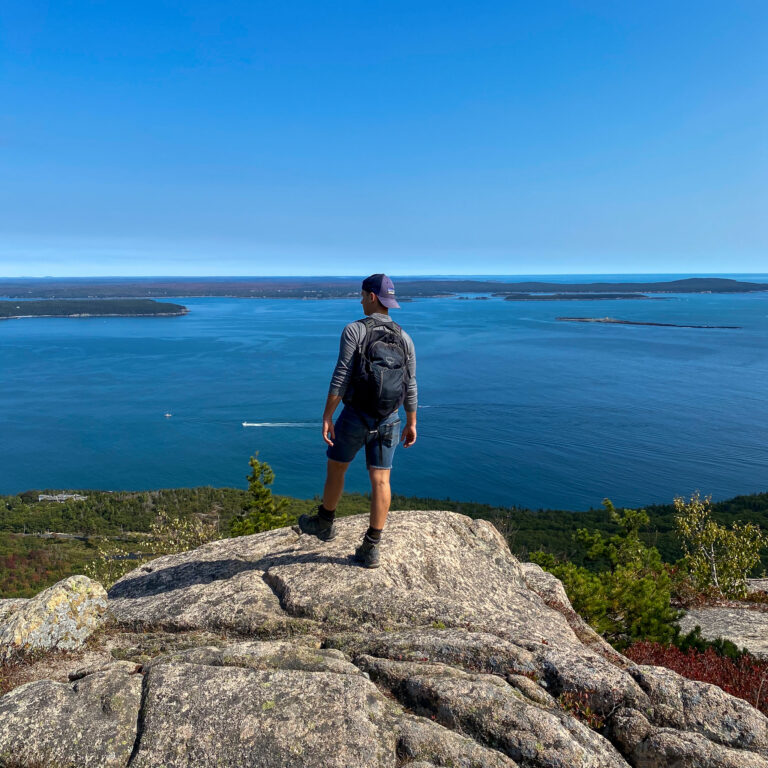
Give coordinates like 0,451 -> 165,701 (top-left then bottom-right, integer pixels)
242,422 -> 316,428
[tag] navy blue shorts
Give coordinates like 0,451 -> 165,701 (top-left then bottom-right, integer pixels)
326,406 -> 401,470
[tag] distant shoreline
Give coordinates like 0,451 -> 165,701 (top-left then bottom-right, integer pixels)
1,312 -> 188,321
557,317 -> 741,329
1,276 -> 766,300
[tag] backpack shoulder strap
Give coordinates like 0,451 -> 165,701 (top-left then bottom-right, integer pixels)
355,317 -> 376,353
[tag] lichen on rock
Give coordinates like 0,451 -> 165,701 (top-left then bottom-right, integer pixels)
0,575 -> 108,662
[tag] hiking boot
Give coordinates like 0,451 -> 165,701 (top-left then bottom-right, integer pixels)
298,508 -> 337,541
353,536 -> 381,568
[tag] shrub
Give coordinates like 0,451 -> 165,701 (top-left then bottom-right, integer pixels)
625,640 -> 768,717
558,690 -> 606,730
673,625 -> 747,660
530,500 -> 679,648
674,491 -> 767,599
84,511 -> 220,587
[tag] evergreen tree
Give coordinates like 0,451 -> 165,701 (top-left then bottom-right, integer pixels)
531,499 -> 679,648
230,454 -> 291,536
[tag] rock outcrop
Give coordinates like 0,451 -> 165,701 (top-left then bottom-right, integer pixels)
1,510 -> 768,768
0,575 -> 108,661
0,665 -> 142,767
679,605 -> 768,657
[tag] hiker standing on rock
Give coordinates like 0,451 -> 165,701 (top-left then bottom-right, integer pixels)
298,274 -> 417,567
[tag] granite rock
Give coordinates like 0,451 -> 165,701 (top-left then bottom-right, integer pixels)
0,598 -> 27,625
0,667 -> 142,767
2,511 -> 768,767
357,654 -> 630,768
610,707 -> 768,768
0,575 -> 107,661
630,664 -> 768,754
679,606 -> 768,658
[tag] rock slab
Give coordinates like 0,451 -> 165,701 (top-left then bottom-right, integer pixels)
0,666 -> 142,767
679,606 -> 768,658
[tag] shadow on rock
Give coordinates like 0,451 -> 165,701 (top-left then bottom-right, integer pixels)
108,550 -> 356,600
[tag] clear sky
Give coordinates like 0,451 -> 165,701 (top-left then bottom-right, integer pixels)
1,1 -> 767,277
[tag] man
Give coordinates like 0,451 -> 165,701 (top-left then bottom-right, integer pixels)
298,273 -> 417,567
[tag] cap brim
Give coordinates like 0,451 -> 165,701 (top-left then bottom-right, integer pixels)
377,295 -> 400,309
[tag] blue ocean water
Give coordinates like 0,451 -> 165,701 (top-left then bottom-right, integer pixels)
2,277 -> 768,510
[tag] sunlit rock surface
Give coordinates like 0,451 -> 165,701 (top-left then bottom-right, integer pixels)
1,510 -> 767,768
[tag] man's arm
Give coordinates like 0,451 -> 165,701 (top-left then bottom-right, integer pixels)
401,331 -> 417,448
323,323 -> 362,446
322,393 -> 342,447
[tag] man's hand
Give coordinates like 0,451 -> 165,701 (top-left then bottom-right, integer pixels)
322,393 -> 342,446
401,423 -> 417,448
322,416 -> 335,447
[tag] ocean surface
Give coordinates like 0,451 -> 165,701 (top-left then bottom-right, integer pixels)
2,274 -> 768,511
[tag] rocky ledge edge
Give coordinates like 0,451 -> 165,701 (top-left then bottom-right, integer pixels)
0,509 -> 767,768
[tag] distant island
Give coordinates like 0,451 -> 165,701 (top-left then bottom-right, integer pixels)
0,299 -> 188,320
0,276 -> 765,300
504,292 -> 650,301
557,316 -> 741,329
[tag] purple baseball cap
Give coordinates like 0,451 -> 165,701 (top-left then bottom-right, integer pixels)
362,273 -> 400,309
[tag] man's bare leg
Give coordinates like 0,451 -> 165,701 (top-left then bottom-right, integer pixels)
323,459 -> 349,511
368,468 -> 392,530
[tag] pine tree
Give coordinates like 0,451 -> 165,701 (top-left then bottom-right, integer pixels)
230,454 -> 291,536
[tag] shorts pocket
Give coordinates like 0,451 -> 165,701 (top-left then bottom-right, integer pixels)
379,420 -> 401,447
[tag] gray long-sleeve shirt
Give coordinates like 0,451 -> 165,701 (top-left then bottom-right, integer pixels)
328,312 -> 418,412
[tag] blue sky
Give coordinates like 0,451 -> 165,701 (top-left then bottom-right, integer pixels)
1,1 -> 767,276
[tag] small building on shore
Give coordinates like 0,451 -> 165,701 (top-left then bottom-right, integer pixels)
38,493 -> 88,503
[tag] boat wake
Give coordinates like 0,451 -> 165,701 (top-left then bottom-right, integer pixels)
242,422 -> 315,428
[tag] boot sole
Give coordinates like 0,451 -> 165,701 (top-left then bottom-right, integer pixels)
353,555 -> 380,568
301,528 -> 337,541
297,518 -> 337,541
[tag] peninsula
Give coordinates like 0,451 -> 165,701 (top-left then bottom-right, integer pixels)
0,299 -> 188,320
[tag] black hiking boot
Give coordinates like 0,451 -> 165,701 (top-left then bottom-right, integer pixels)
298,507 -> 337,541
353,536 -> 381,568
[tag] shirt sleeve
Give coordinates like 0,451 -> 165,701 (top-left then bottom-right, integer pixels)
402,331 -> 418,412
328,322 -> 363,397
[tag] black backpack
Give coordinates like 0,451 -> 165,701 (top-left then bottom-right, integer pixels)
345,317 -> 410,420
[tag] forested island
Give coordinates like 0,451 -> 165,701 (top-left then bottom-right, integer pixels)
558,316 -> 741,329
0,276 -> 765,300
0,298 -> 188,319
504,292 -> 649,301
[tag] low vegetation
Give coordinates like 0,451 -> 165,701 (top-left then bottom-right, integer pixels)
530,501 -> 679,647
625,640 -> 768,718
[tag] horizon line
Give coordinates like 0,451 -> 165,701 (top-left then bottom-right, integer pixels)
3,272 -> 768,280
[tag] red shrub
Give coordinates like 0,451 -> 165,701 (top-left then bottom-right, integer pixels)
625,642 -> 768,716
